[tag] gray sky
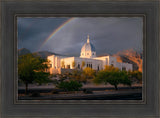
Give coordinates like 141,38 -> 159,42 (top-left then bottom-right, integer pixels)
18,17 -> 143,56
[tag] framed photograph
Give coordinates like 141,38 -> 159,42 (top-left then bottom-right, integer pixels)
16,15 -> 145,103
1,0 -> 160,118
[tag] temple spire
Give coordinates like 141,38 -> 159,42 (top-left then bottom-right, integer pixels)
87,35 -> 90,43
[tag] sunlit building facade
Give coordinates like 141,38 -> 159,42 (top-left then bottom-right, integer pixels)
47,35 -> 132,74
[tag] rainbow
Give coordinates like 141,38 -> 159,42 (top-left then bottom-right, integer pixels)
40,18 -> 74,49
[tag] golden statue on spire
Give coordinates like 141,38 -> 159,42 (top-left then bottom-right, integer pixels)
87,34 -> 90,43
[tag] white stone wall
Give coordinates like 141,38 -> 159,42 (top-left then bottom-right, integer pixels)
47,55 -> 55,69
116,62 -> 132,71
94,56 -> 132,71
61,57 -> 75,69
74,57 -> 102,70
47,55 -> 65,70
94,56 -> 109,69
80,51 -> 96,58
59,57 -> 103,70
47,54 -> 133,74
115,62 -> 122,70
121,62 -> 133,71
108,56 -> 117,66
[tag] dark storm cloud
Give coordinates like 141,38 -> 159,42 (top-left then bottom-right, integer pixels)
18,17 -> 143,55
18,17 -> 70,50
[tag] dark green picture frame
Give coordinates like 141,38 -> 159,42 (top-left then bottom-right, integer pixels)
1,0 -> 160,117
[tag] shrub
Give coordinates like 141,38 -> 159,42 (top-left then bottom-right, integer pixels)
56,80 -> 82,92
83,67 -> 95,77
94,70 -> 131,90
52,74 -> 57,77
132,71 -> 142,81
52,79 -> 59,85
81,67 -> 96,84
104,65 -> 120,72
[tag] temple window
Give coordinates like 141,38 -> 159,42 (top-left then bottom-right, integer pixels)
67,65 -> 70,69
78,64 -> 80,69
122,67 -> 126,71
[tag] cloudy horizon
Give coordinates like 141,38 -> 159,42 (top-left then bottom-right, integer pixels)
18,17 -> 143,56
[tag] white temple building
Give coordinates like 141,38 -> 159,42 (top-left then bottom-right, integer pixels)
47,35 -> 132,74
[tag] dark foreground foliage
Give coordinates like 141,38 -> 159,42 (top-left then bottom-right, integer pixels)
18,53 -> 51,94
94,65 -> 132,90
56,80 -> 82,92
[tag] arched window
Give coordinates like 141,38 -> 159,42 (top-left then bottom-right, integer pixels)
78,64 -> 80,69
111,61 -> 114,66
87,53 -> 89,55
67,65 -> 70,69
92,53 -> 94,55
122,67 -> 126,71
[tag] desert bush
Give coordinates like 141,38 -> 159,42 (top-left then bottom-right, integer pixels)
94,70 -> 131,90
81,67 -> 96,84
132,71 -> 142,81
56,80 -> 82,92
18,54 -> 50,94
128,70 -> 142,84
52,74 -> 57,77
104,65 -> 120,72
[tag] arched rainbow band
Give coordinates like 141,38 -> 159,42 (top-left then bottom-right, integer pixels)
40,17 -> 74,49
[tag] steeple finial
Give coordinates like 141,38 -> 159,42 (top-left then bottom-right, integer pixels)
87,35 -> 90,43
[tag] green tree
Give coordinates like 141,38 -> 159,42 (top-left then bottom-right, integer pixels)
94,69 -> 131,90
71,70 -> 82,82
129,70 -> 142,83
93,70 -> 108,84
82,67 -> 95,83
106,71 -> 131,90
104,65 -> 119,72
18,54 -> 50,94
83,67 -> 95,77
